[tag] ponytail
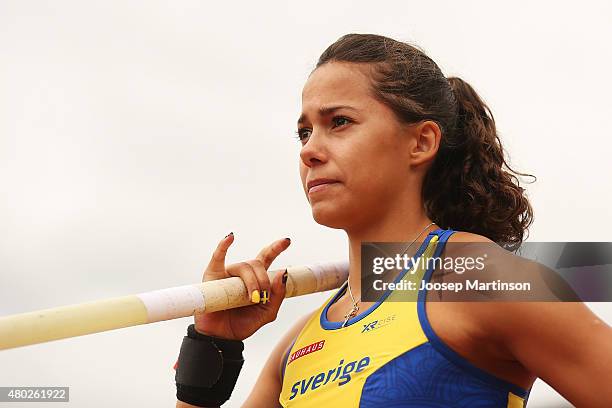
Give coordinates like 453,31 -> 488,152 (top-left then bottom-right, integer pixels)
423,77 -> 535,251
316,33 -> 536,251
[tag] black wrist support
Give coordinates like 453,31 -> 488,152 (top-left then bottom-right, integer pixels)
175,324 -> 245,407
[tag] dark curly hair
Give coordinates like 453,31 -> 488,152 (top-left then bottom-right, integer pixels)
315,33 -> 535,251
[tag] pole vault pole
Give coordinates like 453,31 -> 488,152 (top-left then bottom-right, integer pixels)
0,261 -> 348,350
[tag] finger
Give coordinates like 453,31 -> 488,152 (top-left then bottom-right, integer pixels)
261,268 -> 288,323
245,259 -> 271,305
204,232 -> 234,280
255,237 -> 291,270
226,261 -> 262,304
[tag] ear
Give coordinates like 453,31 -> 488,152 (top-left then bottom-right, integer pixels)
407,120 -> 441,167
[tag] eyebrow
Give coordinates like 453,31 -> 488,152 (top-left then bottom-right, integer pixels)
297,105 -> 358,125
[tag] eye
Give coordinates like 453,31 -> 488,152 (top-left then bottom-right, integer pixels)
294,128 -> 311,142
293,116 -> 353,143
332,116 -> 352,128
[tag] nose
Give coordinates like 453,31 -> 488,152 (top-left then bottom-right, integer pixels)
299,132 -> 327,168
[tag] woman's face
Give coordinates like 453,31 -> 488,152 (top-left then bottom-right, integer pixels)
297,61 -> 430,231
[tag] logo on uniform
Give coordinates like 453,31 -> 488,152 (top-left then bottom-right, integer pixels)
361,314 -> 396,333
289,356 -> 371,400
288,340 -> 325,364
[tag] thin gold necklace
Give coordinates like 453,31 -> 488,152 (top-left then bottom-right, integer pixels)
341,222 -> 438,328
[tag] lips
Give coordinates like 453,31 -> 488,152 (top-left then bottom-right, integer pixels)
307,178 -> 340,193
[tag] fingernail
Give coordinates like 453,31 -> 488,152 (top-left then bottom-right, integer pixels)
261,290 -> 269,304
224,231 -> 234,238
251,289 -> 260,304
282,269 -> 288,284
285,237 -> 291,243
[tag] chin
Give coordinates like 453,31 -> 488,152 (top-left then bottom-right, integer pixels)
310,201 -> 353,230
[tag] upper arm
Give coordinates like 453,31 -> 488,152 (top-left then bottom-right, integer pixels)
241,310 -> 316,408
446,231 -> 612,405
485,301 -> 612,406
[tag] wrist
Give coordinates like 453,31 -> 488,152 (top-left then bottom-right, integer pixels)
175,324 -> 245,407
192,325 -> 234,340
193,322 -> 243,342
188,325 -> 244,360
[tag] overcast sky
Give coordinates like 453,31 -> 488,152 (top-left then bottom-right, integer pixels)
0,1 -> 610,407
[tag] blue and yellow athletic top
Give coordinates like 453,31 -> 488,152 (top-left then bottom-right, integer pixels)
279,228 -> 531,407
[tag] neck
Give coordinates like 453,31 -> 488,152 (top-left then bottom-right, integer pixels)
345,207 -> 438,300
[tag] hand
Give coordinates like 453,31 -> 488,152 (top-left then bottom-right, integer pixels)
194,233 -> 291,340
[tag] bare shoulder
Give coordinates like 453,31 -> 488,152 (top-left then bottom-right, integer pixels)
442,231 -> 610,354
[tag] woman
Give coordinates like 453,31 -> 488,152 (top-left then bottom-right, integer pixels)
175,34 -> 612,407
